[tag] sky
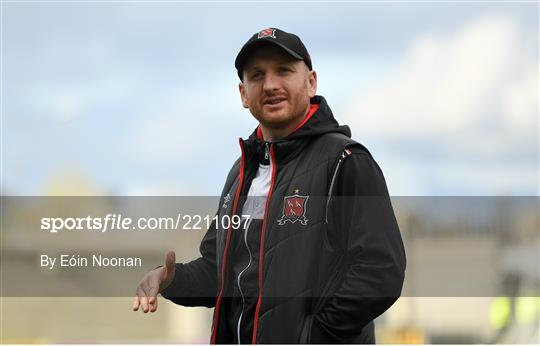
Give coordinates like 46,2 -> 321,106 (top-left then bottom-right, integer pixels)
2,1 -> 538,196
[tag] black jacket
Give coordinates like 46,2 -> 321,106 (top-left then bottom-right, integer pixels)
162,96 -> 406,344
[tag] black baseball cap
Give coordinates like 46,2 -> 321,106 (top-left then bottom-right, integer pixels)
235,28 -> 312,81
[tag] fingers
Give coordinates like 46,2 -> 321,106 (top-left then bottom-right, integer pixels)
132,296 -> 140,311
148,296 -> 158,312
139,289 -> 150,313
135,286 -> 152,313
149,285 -> 159,312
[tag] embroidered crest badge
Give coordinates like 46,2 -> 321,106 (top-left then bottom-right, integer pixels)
277,194 -> 309,225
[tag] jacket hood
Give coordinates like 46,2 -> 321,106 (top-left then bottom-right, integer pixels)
242,95 -> 350,164
247,95 -> 351,142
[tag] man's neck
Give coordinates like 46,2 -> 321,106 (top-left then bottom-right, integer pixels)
260,124 -> 297,142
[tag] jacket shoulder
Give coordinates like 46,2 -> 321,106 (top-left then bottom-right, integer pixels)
318,132 -> 374,159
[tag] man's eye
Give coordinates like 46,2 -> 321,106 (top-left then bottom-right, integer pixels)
250,72 -> 263,80
278,67 -> 293,75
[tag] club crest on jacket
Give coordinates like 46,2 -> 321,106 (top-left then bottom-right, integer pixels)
277,194 -> 309,225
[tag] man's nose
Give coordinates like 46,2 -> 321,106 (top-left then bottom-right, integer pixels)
262,72 -> 281,92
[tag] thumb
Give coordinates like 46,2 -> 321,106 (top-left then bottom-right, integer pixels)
164,250 -> 176,279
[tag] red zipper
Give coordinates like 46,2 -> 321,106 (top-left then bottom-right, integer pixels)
210,138 -> 246,344
251,143 -> 277,344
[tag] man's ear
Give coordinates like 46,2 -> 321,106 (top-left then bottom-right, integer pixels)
239,82 -> 249,108
307,69 -> 317,98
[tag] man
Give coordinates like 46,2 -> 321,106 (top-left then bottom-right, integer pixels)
133,28 -> 406,344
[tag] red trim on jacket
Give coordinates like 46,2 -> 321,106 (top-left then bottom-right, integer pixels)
210,139 -> 246,344
292,103 -> 319,133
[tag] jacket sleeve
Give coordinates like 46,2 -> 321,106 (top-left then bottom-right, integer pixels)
310,147 -> 406,342
160,217 -> 218,308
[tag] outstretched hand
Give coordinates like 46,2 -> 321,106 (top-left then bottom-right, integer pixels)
132,250 -> 176,313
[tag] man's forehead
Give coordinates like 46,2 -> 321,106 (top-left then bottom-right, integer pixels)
244,46 -> 302,70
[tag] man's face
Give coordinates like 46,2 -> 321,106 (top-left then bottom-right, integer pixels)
239,46 -> 317,131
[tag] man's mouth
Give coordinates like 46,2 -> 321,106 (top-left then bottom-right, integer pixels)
264,97 -> 287,106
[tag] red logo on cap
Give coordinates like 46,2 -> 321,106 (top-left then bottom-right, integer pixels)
258,28 -> 276,39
